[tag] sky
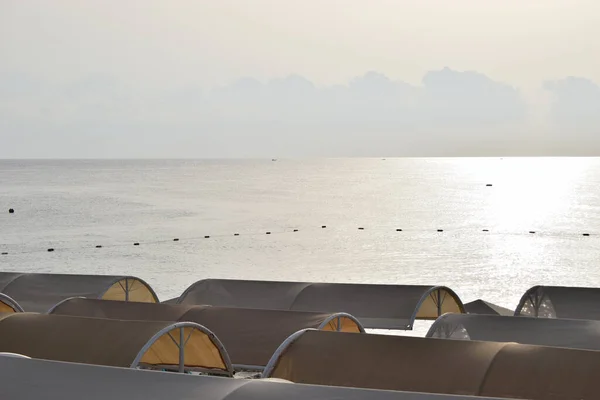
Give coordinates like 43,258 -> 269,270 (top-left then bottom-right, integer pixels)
1,0 -> 600,158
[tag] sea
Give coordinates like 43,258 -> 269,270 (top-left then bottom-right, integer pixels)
2,157 -> 600,335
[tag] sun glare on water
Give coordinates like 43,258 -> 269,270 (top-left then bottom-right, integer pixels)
466,158 -> 592,231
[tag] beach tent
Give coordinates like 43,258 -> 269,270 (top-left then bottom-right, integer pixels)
0,356 -> 510,400
515,285 -> 600,319
0,313 -> 232,375
0,272 -> 158,312
0,293 -> 23,313
463,299 -> 512,316
426,312 -> 600,350
49,297 -> 364,370
174,279 -> 465,329
262,329 -> 600,400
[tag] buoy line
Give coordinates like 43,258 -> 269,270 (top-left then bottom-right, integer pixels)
0,224 -> 596,256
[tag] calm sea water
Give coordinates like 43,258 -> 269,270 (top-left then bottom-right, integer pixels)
2,157 -> 600,334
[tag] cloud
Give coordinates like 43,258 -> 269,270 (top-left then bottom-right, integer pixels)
545,76 -> 600,127
0,67 -> 568,158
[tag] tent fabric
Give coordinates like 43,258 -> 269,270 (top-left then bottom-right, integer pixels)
0,357 -> 509,400
262,329 -> 600,400
50,298 -> 364,369
426,312 -> 600,351
463,299 -> 513,316
0,272 -> 158,312
175,279 -> 465,329
0,313 -> 233,375
515,285 -> 600,320
0,293 -> 23,313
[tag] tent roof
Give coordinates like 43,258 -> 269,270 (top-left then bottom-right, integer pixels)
50,297 -> 364,369
427,312 -> 600,350
0,272 -> 158,312
463,299 -> 513,316
0,356 -> 508,400
262,329 -> 600,400
0,293 -> 23,313
175,279 -> 465,329
516,285 -> 600,320
0,313 -> 232,375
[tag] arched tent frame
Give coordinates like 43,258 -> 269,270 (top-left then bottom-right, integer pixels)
425,312 -> 600,351
514,285 -> 553,317
0,293 -> 24,313
175,279 -> 465,330
407,286 -> 464,329
47,296 -> 87,314
0,272 -> 159,312
261,329 -> 600,399
426,313 -> 466,340
48,297 -> 365,372
0,313 -> 234,376
514,285 -> 600,320
316,312 -> 366,333
131,321 -> 234,375
99,276 -> 159,303
262,328 -> 312,378
233,312 -> 365,372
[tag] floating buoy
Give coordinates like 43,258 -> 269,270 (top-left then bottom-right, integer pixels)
8,208 -> 14,214
95,245 -> 102,248
358,227 -> 364,230
396,229 -> 403,232
173,238 -> 179,242
486,184 -> 493,187
47,248 -> 55,252
583,233 -> 590,237
133,242 -> 140,246
437,229 -> 444,232
204,235 -> 210,239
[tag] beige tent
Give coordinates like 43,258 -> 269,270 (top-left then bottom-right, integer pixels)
0,356 -> 508,400
463,299 -> 512,316
175,279 -> 465,329
0,272 -> 158,312
515,285 -> 600,320
49,297 -> 364,370
0,313 -> 233,375
0,293 -> 23,313
262,329 -> 600,400
427,312 -> 600,351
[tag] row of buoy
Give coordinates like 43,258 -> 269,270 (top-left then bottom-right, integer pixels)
1,226 -> 596,256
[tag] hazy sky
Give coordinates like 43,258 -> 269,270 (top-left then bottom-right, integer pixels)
1,1 -> 600,158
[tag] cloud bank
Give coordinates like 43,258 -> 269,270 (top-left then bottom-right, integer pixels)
0,68 -> 599,158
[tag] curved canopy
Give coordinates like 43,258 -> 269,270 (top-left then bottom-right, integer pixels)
0,313 -> 232,375
426,313 -> 600,351
463,299 -> 512,316
50,297 -> 364,369
262,329 -> 600,400
0,293 -> 23,313
0,357 -> 508,400
515,285 -> 600,320
0,272 -> 158,312
175,279 -> 465,329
